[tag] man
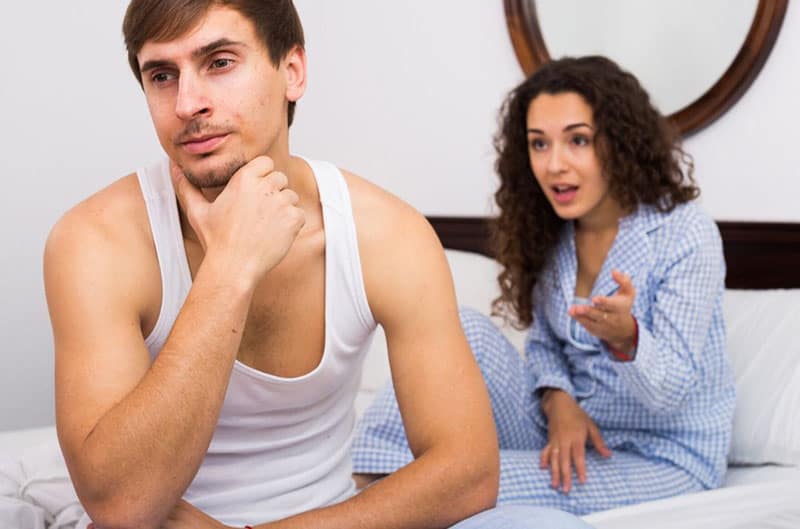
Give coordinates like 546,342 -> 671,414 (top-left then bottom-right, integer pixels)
44,1 -> 592,528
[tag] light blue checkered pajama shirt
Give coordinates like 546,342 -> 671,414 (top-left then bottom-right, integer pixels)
352,203 -> 736,516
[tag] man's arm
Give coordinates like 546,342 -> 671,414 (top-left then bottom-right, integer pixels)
45,160 -> 303,529
244,175 -> 499,529
361,202 -> 500,526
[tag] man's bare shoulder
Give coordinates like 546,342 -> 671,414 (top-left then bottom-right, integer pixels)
341,169 -> 454,322
47,173 -> 151,255
44,173 -> 159,321
341,169 -> 435,245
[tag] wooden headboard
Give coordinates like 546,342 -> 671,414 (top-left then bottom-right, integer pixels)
427,217 -> 800,290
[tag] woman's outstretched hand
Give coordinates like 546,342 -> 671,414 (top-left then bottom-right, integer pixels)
569,269 -> 637,355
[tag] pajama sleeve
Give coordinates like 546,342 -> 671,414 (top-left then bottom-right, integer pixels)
608,214 -> 726,415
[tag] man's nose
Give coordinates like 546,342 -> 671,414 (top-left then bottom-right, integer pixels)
175,74 -> 212,120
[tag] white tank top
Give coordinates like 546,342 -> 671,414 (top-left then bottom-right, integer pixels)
135,157 -> 377,526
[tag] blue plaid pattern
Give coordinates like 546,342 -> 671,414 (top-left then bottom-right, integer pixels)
451,505 -> 593,529
352,203 -> 735,516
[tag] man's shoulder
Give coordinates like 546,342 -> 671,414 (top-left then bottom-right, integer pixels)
340,168 -> 433,242
46,172 -> 152,267
339,168 -> 451,322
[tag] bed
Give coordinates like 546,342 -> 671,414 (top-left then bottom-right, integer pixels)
2,220 -> 799,529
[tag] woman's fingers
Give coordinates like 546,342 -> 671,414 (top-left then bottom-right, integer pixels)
573,442 -> 587,485
550,445 -> 561,489
560,445 -> 572,493
611,269 -> 635,297
588,422 -> 613,458
540,444 -> 550,469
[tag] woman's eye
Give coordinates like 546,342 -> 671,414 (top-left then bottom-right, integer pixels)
571,135 -> 590,146
530,139 -> 547,151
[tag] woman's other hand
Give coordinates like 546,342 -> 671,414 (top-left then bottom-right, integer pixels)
539,389 -> 612,493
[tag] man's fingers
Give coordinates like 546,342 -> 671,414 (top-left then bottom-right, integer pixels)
237,155 -> 276,184
280,188 -> 300,206
262,171 -> 289,194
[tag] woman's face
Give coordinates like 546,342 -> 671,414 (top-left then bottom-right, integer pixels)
526,92 -> 621,228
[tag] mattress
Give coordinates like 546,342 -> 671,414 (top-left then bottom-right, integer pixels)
3,426 -> 799,529
582,465 -> 800,529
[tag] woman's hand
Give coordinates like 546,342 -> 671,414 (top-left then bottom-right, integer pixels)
540,389 -> 612,493
569,269 -> 637,355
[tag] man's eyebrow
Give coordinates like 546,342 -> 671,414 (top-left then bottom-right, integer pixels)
139,38 -> 248,74
192,38 -> 247,59
140,59 -> 174,74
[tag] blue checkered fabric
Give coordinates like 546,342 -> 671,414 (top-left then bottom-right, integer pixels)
451,505 -> 594,529
352,203 -> 735,516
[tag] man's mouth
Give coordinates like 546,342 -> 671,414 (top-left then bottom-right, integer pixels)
180,134 -> 229,155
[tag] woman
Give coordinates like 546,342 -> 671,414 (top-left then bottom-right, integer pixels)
352,56 -> 735,515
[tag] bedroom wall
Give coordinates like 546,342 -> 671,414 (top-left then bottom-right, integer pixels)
1,1 -> 799,431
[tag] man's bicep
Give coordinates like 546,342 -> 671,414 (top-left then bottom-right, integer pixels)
45,221 -> 152,459
373,222 -> 490,454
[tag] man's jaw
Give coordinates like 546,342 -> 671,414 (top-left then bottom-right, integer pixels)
180,155 -> 247,189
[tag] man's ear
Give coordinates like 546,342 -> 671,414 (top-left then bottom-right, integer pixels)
283,45 -> 307,103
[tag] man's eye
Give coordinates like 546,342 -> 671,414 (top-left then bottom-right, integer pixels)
211,58 -> 233,69
151,72 -> 174,84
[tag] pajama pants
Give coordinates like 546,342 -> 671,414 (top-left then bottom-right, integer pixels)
351,308 -> 704,516
452,505 -> 593,529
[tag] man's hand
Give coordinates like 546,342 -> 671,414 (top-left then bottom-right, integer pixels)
540,389 -> 612,494
158,500 -> 234,529
568,269 -> 637,355
171,156 -> 305,285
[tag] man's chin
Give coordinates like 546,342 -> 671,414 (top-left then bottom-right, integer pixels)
181,157 -> 247,189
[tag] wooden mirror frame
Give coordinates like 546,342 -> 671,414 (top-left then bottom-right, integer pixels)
504,0 -> 788,137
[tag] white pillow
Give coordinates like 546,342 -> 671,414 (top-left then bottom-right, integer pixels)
723,289 -> 800,465
444,250 -> 527,353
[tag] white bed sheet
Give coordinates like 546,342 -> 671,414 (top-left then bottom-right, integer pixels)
582,465 -> 800,529
3,427 -> 799,529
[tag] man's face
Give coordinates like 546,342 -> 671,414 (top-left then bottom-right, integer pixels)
137,6 -> 304,188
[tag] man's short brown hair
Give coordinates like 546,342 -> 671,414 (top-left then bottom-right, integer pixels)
123,0 -> 305,125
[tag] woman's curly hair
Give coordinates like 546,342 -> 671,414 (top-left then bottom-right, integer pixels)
491,56 -> 698,329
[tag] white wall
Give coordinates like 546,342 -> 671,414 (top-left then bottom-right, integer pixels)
1,1 -> 798,431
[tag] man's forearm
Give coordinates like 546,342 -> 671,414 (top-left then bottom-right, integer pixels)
254,445 -> 497,529
75,259 -> 255,529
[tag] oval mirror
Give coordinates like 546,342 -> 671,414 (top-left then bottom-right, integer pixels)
504,0 -> 787,136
